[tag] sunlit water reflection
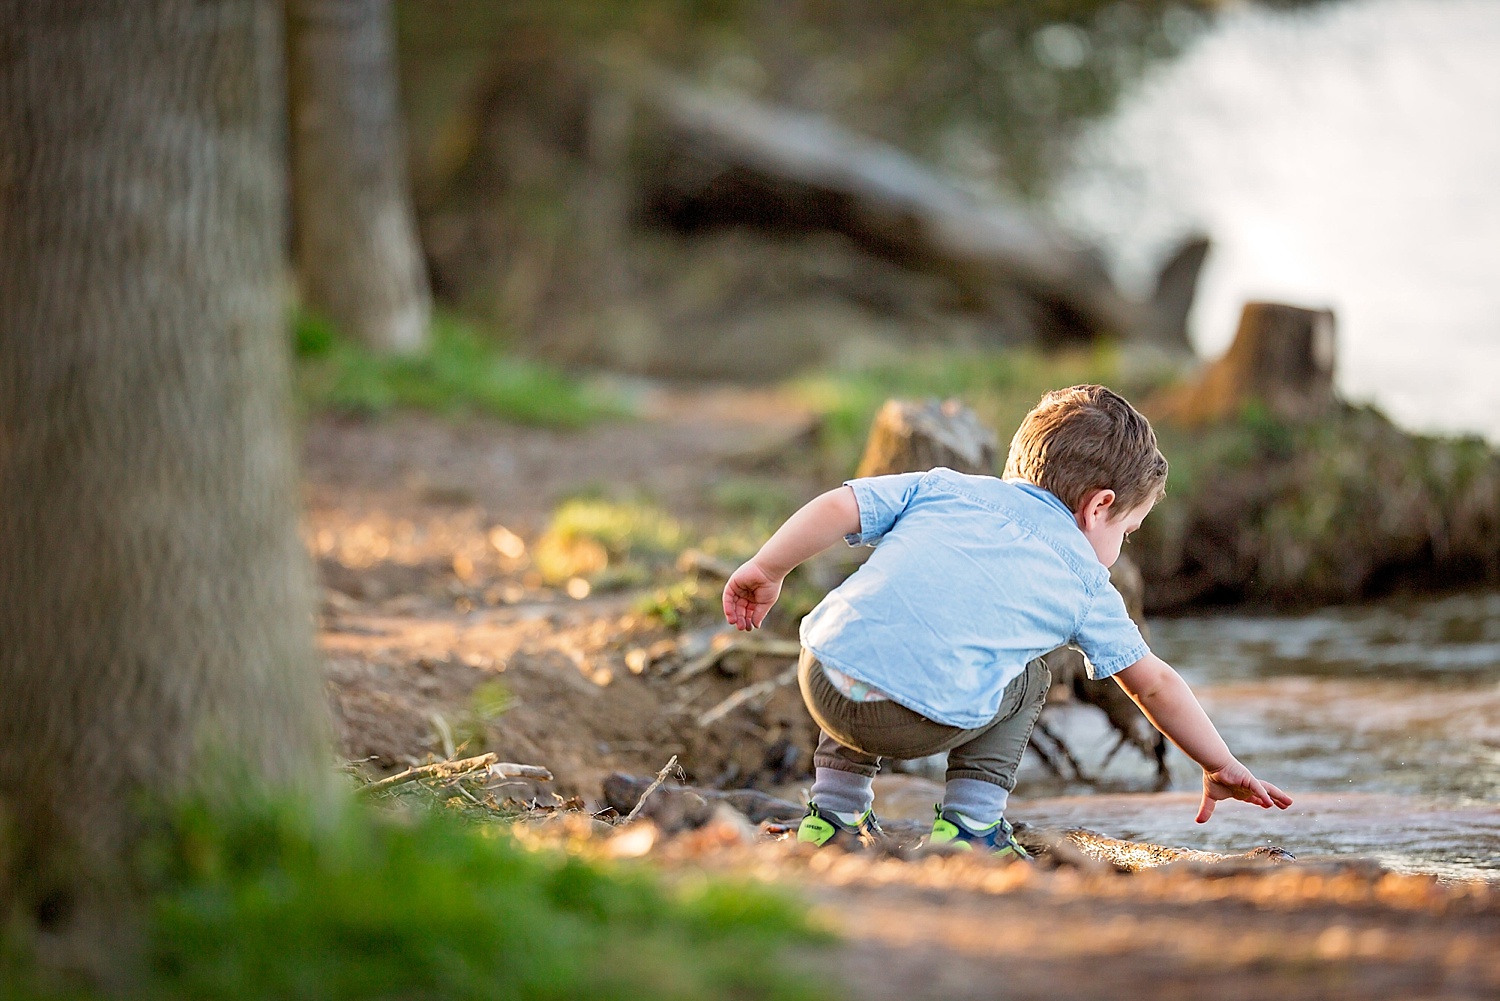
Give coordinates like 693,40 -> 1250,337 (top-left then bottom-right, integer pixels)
1017,590 -> 1500,881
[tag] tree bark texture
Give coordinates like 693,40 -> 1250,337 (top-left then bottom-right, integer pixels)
289,0 -> 431,353
0,0 -> 332,932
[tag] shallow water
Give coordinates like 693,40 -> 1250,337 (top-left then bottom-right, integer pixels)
1017,590 -> 1500,881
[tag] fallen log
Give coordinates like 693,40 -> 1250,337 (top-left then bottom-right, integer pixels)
1012,824 -> 1295,872
666,634 -> 802,683
643,83 -> 1208,349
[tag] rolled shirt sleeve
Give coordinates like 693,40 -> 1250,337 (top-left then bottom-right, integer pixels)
1072,583 -> 1151,680
843,472 -> 926,546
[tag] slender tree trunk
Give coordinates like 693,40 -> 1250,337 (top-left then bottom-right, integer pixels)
0,0 -> 331,952
288,0 -> 431,353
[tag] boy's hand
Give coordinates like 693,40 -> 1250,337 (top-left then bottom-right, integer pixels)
1197,759 -> 1293,823
722,560 -> 782,631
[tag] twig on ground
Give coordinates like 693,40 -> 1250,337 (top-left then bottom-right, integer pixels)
452,783 -> 485,807
358,752 -> 553,797
671,636 -> 802,683
624,754 -> 681,823
482,761 -> 554,783
696,663 -> 799,727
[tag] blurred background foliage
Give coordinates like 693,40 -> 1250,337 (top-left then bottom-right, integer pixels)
399,0 -> 1315,203
384,0 -> 1325,379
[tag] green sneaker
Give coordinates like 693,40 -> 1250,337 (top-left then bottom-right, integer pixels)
796,802 -> 884,850
927,806 -> 1032,861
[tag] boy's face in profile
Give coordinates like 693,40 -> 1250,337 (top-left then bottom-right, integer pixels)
1076,492 -> 1155,568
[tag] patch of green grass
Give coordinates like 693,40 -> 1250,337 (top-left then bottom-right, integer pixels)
294,313 -> 627,428
635,577 -> 714,628
545,496 -> 686,558
1,798 -> 823,1001
534,496 -> 687,586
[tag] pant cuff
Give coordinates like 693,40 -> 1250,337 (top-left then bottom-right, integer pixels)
813,755 -> 880,778
945,768 -> 1014,790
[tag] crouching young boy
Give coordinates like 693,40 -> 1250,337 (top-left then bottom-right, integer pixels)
723,385 -> 1291,856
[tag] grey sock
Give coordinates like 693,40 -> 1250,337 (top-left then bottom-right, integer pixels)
811,767 -> 875,818
942,778 -> 1009,827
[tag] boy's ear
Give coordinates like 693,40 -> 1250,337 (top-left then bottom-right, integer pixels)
1077,488 -> 1116,528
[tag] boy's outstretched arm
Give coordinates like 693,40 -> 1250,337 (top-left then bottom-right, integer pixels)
1113,653 -> 1294,823
722,486 -> 861,631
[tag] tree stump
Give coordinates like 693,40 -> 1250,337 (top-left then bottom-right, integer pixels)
854,398 -> 997,478
1149,301 -> 1336,426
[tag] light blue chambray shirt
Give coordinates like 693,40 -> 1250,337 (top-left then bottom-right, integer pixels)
799,467 -> 1150,729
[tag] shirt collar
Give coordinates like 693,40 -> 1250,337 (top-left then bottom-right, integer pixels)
1006,479 -> 1077,523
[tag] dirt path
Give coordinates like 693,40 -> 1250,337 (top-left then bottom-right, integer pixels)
305,389 -> 1499,1000
306,384 -> 824,795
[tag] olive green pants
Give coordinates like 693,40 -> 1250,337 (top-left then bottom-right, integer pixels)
798,648 -> 1051,789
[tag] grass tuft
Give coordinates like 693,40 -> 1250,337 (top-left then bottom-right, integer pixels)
533,496 -> 687,586
294,313 -> 627,428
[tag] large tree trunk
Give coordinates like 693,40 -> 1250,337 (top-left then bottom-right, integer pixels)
0,0 -> 332,953
288,0 -> 431,353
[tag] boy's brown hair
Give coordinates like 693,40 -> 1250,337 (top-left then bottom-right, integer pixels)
1003,384 -> 1167,516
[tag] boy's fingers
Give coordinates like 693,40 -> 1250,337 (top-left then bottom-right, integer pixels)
1195,791 -> 1216,824
1264,781 -> 1293,809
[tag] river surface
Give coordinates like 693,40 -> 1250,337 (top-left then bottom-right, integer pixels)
1017,590 -> 1500,882
1057,0 -> 1500,443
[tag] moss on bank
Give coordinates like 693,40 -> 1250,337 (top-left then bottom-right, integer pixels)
1139,403 -> 1500,609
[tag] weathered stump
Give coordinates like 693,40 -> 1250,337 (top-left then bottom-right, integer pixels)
1149,301 -> 1336,426
854,398 -> 997,478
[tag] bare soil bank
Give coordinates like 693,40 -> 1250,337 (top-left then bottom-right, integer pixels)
306,393 -> 1497,999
